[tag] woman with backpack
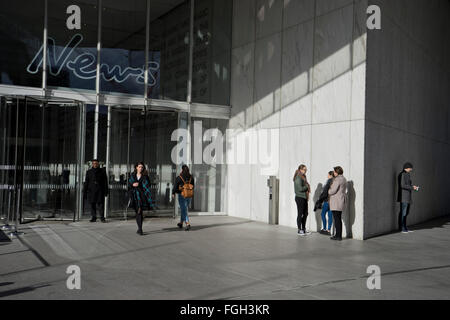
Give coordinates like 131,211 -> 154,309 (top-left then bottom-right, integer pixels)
128,162 -> 153,235
172,165 -> 195,231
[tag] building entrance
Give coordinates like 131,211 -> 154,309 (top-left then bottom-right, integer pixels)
100,105 -> 180,219
0,96 -> 84,223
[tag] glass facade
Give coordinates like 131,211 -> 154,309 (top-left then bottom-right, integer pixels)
190,117 -> 227,213
0,0 -> 231,222
0,0 -> 45,87
47,0 -> 98,91
192,0 -> 232,105
101,1 -> 147,95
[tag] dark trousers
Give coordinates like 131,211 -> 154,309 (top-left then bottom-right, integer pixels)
135,208 -> 144,232
332,211 -> 343,238
398,202 -> 410,231
295,197 -> 308,231
90,201 -> 104,220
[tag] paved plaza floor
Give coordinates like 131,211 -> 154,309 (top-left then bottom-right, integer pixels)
1,215 -> 449,300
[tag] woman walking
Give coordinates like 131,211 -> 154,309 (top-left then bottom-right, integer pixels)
315,171 -> 335,235
328,166 -> 347,241
294,165 -> 311,236
128,162 -> 153,235
172,165 -> 195,231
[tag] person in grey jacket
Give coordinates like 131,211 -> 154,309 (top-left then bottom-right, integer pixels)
328,166 -> 347,241
397,162 -> 419,233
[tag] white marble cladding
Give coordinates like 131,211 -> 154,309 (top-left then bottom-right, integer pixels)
229,0 -> 367,239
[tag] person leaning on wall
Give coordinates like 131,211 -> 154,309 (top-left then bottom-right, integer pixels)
328,166 -> 347,241
397,162 -> 419,233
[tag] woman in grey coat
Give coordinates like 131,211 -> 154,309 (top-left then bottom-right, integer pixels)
328,166 -> 347,241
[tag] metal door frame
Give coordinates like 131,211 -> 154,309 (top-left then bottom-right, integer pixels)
0,95 -> 85,223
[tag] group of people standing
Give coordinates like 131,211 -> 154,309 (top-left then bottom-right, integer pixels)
293,165 -> 347,241
83,159 -> 194,236
293,161 -> 419,240
84,158 -> 418,239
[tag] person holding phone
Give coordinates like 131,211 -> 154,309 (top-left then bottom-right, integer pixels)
397,162 -> 419,233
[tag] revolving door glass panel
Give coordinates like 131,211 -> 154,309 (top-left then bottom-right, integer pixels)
0,96 -> 82,222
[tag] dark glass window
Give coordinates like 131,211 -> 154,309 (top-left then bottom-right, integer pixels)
101,0 -> 147,96
0,0 -> 44,87
148,0 -> 190,102
192,0 -> 232,105
46,0 -> 98,91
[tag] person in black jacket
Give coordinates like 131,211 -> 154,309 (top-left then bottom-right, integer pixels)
397,162 -> 419,233
83,159 -> 109,222
172,165 -> 195,231
314,171 -> 334,235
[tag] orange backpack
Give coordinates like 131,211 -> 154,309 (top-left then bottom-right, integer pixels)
179,175 -> 194,198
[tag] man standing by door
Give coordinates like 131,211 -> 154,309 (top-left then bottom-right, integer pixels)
397,162 -> 419,233
84,159 -> 108,222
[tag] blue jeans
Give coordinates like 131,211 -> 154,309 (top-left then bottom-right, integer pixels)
178,194 -> 191,223
399,202 -> 410,231
321,201 -> 333,230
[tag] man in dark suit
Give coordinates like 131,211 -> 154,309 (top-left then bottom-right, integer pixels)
84,159 -> 109,222
397,162 -> 419,233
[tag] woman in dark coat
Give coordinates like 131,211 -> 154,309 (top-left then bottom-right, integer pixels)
128,162 -> 153,235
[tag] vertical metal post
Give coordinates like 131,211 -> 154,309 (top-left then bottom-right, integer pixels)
1,99 -> 12,230
77,102 -> 86,221
9,98 -> 24,236
94,0 -> 103,159
144,0 -> 150,101
42,0 -> 48,94
125,106 -> 131,220
105,105 -> 111,219
12,98 -> 19,226
187,0 -> 195,105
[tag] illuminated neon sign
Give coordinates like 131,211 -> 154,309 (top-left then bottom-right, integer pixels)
27,34 -> 159,86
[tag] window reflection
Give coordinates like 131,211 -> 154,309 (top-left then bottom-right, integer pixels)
101,0 -> 147,95
0,0 -> 44,87
47,0 -> 98,91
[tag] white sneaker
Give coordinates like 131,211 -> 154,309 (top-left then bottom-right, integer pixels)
298,230 -> 305,236
303,231 -> 312,236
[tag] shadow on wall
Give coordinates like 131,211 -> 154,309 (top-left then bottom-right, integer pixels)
391,170 -> 400,229
344,180 -> 356,238
313,183 -> 323,231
